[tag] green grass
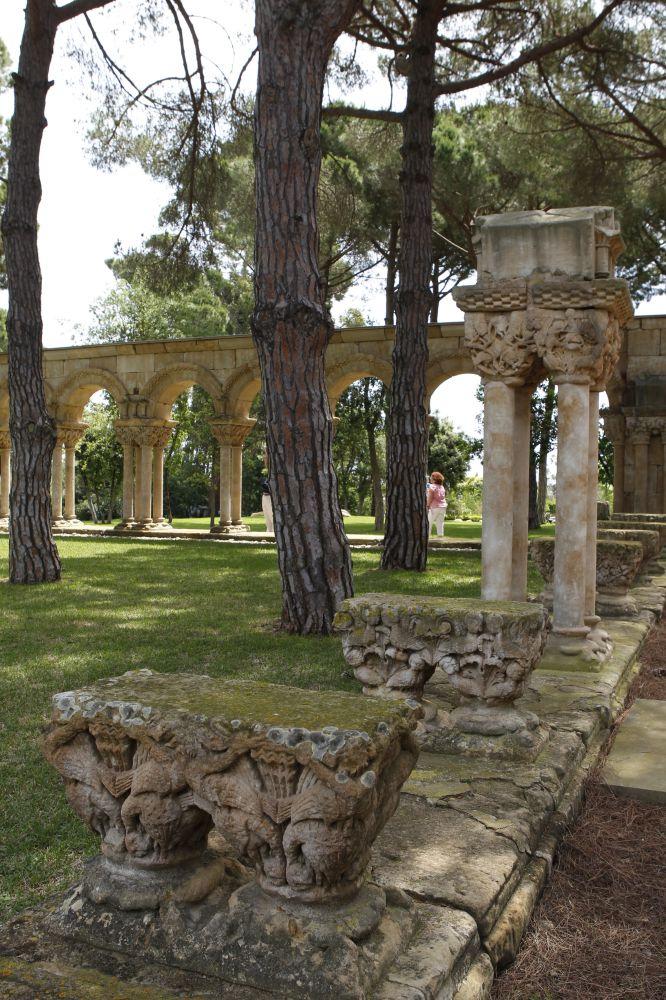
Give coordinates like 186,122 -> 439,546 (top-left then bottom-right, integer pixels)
0,535 -> 544,918
162,514 -> 556,541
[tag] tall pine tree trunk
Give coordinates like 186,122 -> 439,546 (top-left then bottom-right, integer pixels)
537,380 -> 556,523
382,0 -> 443,571
252,0 -> 358,634
384,219 -> 399,325
1,0 -> 61,583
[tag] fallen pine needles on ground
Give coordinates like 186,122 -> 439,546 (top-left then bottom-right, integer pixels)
492,620 -> 666,1000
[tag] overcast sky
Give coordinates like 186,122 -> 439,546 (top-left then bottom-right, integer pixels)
1,2 -> 663,453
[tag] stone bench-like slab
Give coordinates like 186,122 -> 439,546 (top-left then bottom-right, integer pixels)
603,698 -> 666,805
530,537 -> 644,617
597,527 -> 662,566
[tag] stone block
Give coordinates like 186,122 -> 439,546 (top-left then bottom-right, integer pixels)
628,328 -> 661,355
603,699 -> 666,804
597,500 -> 611,520
530,537 -> 644,617
334,594 -> 548,755
597,527 -> 661,565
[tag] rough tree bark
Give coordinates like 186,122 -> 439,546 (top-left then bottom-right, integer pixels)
537,380 -> 556,524
381,0 -> 444,571
252,0 -> 359,633
1,0 -> 62,583
384,219 -> 399,325
362,380 -> 384,532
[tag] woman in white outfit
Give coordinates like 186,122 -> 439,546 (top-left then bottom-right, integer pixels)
261,475 -> 274,533
427,471 -> 447,536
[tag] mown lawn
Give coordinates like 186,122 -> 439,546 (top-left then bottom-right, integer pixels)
0,536 -> 544,918
167,513 -> 556,540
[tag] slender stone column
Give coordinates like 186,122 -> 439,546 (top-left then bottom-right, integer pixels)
585,391 -> 600,617
210,418 -> 256,533
218,443 -> 232,529
133,446 -> 141,521
137,444 -> 153,527
122,443 -> 135,525
511,386 -> 532,601
0,433 -> 11,526
632,432 -> 650,514
51,442 -> 64,524
613,435 -> 625,513
152,447 -> 165,524
553,380 -> 590,630
482,379 -> 516,600
64,446 -> 77,521
231,445 -> 243,525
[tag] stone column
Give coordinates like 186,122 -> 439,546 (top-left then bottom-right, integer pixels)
136,442 -> 154,528
482,378 -> 517,600
554,379 -> 591,629
632,428 -> 650,514
585,390 -> 601,618
133,446 -> 141,521
211,418 -> 257,533
51,441 -> 64,524
0,432 -> 10,528
57,424 -> 86,525
511,386 -> 532,601
150,424 -> 175,528
601,411 -> 625,515
113,424 -> 138,530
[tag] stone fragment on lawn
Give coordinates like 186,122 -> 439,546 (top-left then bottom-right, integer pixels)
43,670 -> 432,998
334,594 -> 549,755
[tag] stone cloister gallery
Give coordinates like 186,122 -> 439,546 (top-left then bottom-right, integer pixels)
2,209 -> 666,998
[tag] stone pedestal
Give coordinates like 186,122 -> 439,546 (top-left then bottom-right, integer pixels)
334,594 -> 549,757
43,670 -> 422,997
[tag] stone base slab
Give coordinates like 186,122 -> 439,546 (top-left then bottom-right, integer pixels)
603,698 -> 666,804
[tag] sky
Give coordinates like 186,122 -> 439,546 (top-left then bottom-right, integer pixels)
1,1 -> 664,453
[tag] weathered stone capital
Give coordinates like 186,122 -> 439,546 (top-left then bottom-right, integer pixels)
0,429 -> 10,451
530,278 -> 633,325
43,670 -> 419,905
463,310 -> 537,383
114,420 -> 175,449
210,417 -> 257,447
57,422 -> 88,448
529,306 -> 616,384
626,416 -> 664,444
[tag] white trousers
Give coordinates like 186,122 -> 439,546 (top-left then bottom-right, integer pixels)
261,493 -> 274,533
428,508 -> 446,536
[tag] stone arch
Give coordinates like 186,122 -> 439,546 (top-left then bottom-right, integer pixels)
51,366 -> 130,422
425,356 -> 477,402
221,361 -> 262,419
326,354 -> 393,410
142,363 -> 226,420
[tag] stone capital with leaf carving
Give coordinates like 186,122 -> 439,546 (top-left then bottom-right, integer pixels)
211,417 -> 257,448
56,422 -> 88,448
0,429 -> 10,451
463,311 -> 537,383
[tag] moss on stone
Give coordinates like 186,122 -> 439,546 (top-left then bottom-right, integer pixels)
54,670 -> 413,737
339,593 -> 544,621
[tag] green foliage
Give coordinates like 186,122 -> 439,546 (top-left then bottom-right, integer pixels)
77,398 -> 123,521
427,416 -> 474,495
333,378 -> 387,516
0,308 -> 7,352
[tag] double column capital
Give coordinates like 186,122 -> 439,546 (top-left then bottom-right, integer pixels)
455,277 -> 629,390
626,415 -> 666,445
56,421 -> 88,448
210,417 -> 257,448
114,419 -> 176,449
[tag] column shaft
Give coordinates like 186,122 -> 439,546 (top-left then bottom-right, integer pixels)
64,447 -> 77,521
51,443 -> 64,522
231,445 -> 243,524
121,443 -> 135,524
133,446 -> 141,521
0,448 -> 11,520
482,380 -> 515,600
612,437 -> 625,514
633,439 -> 649,513
152,447 -> 165,524
585,391 -> 600,618
510,387 -> 531,601
137,444 -> 153,525
553,382 -> 590,631
218,444 -> 232,528
663,440 -> 666,516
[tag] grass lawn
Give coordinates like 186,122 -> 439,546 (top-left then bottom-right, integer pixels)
166,514 -> 556,541
0,535 -> 544,919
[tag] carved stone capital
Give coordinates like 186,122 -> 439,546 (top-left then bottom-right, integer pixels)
210,417 -> 257,448
530,537 -> 643,599
334,595 -> 548,718
463,310 -> 537,383
114,420 -> 175,449
529,307 -> 616,384
530,278 -> 633,325
0,429 -> 10,451
600,409 -> 625,442
57,422 -> 88,448
44,670 -> 419,905
625,416 -> 664,444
